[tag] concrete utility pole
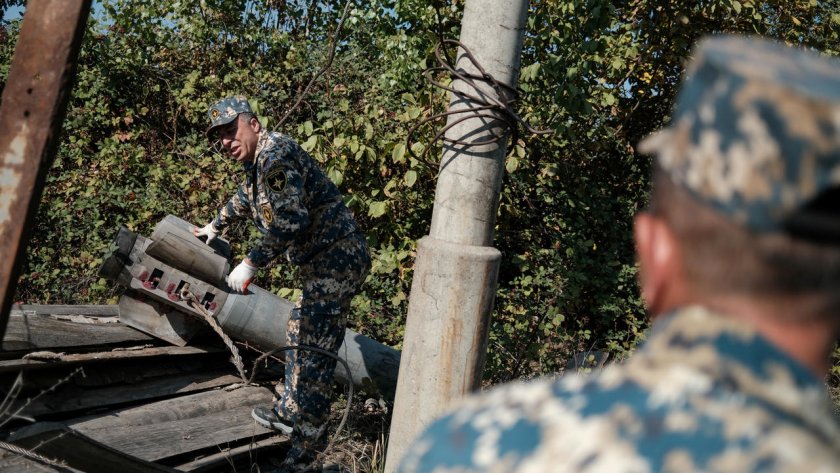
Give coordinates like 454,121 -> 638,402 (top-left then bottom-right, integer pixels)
0,0 -> 92,338
384,0 -> 530,470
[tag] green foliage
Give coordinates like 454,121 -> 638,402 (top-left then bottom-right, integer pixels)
2,0 -> 838,384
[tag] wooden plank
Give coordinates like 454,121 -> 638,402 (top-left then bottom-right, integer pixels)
1,350 -> 230,394
10,426 -> 178,473
0,346 -> 222,373
16,371 -> 244,418
10,305 -> 119,317
69,386 -> 276,461
85,407 -> 277,462
0,0 -> 93,338
2,312 -> 151,351
70,385 -> 271,428
174,436 -> 287,472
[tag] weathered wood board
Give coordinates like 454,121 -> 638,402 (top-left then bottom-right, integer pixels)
3,311 -> 152,352
68,385 -> 277,462
0,304 -> 289,472
16,371 -> 243,418
0,346 -> 222,373
174,436 -> 286,472
9,426 -> 178,473
11,305 -> 120,317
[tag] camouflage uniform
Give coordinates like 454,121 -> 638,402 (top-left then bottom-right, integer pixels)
399,307 -> 840,472
398,36 -> 840,473
208,102 -> 370,451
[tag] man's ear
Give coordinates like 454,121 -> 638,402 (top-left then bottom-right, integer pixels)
249,116 -> 261,133
634,212 -> 683,317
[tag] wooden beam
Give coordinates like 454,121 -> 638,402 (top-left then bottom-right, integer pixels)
174,436 -> 287,472
10,427 -> 178,473
15,371 -> 244,418
0,346 -> 222,373
0,0 -> 93,338
69,386 -> 276,462
3,312 -> 151,352
10,387 -> 275,467
10,305 -> 120,317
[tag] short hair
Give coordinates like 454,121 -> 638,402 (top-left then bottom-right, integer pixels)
238,112 -> 260,128
649,166 -> 840,319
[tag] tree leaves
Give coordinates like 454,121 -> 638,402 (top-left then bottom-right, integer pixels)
4,0 -> 838,382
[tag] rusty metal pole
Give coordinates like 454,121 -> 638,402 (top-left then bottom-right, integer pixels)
0,0 -> 92,339
384,0 -> 530,470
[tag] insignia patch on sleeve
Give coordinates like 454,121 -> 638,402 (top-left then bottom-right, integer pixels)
265,167 -> 287,194
261,203 -> 274,224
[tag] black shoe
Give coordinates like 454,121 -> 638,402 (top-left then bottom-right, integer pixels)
252,405 -> 294,434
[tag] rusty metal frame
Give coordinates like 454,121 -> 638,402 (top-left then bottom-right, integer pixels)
0,0 -> 92,340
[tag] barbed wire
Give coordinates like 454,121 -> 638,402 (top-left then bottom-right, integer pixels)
406,39 -> 553,169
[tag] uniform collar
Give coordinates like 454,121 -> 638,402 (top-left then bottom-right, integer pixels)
635,306 -> 838,440
645,306 -> 822,389
255,128 -> 271,158
242,129 -> 272,173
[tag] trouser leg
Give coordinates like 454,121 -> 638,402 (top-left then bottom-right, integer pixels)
279,305 -> 346,440
276,234 -> 370,453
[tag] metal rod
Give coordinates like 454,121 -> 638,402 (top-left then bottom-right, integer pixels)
0,0 -> 92,339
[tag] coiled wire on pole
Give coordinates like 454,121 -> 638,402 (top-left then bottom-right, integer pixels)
406,39 -> 553,168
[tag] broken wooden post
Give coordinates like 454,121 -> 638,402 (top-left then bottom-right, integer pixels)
0,0 -> 93,339
384,0 -> 530,470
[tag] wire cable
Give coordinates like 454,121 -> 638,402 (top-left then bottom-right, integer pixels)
0,440 -> 72,472
179,287 -> 354,454
406,39 -> 553,169
247,344 -> 354,455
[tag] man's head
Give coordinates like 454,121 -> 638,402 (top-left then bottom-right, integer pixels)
207,96 -> 262,163
635,35 -> 840,323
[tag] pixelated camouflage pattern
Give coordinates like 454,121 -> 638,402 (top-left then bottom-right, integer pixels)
209,126 -> 369,455
211,130 -> 363,266
206,95 -> 253,136
278,235 -> 370,444
638,35 -> 840,232
398,306 -> 840,473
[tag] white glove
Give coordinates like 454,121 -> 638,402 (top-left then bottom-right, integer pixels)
226,260 -> 257,293
193,222 -> 220,245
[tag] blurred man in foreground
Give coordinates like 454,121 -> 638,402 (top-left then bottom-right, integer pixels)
397,35 -> 840,473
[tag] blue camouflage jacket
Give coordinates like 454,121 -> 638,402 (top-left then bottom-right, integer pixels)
398,306 -> 840,473
212,130 -> 360,266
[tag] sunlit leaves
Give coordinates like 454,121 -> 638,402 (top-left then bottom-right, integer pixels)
403,169 -> 417,187
3,0 -> 838,381
391,142 -> 406,163
368,201 -> 388,218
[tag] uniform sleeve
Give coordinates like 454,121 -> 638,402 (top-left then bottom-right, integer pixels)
212,184 -> 251,230
247,160 -> 311,267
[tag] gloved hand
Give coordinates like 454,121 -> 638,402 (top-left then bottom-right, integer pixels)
193,222 -> 220,245
227,259 -> 257,293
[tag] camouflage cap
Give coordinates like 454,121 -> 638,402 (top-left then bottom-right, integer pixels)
638,35 -> 840,241
206,95 -> 253,137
